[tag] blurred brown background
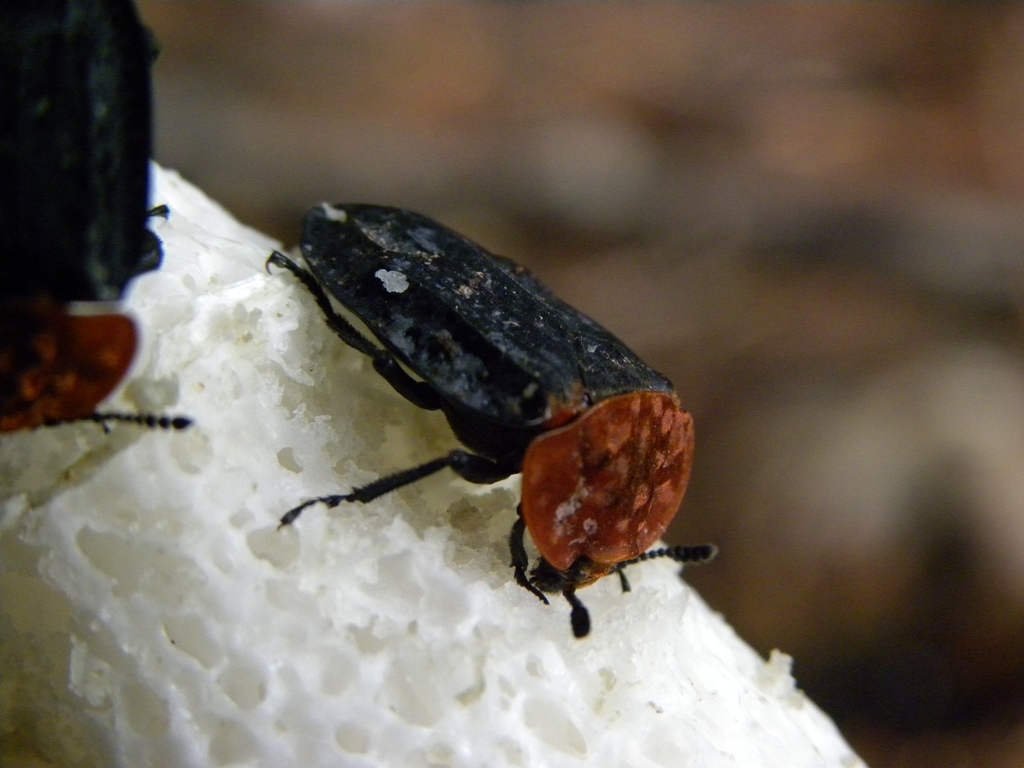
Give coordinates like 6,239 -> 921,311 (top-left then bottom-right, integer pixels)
138,5 -> 1024,766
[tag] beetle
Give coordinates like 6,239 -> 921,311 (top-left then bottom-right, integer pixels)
0,0 -> 188,432
268,203 -> 715,637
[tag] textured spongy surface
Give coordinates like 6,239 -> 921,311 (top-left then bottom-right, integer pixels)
0,166 -> 866,768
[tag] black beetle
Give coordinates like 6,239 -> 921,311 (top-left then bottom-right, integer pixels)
0,0 -> 188,432
268,203 -> 715,637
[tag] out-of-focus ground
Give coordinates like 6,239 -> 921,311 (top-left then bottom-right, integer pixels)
138,5 -> 1024,766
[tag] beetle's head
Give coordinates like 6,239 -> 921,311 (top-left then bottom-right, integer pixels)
529,555 -> 613,594
527,556 -> 611,639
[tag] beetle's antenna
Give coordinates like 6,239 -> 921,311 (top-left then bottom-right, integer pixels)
91,412 -> 192,430
40,412 -> 192,432
563,587 -> 591,638
622,544 -> 718,569
565,593 -> 589,638
614,544 -> 718,592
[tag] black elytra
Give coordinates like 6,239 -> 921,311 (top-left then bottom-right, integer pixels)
0,0 -> 189,432
268,203 -> 715,638
0,0 -> 165,303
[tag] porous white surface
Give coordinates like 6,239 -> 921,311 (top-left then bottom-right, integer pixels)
0,166 -> 867,768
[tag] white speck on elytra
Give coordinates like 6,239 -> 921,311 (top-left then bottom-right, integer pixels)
375,269 -> 410,294
319,202 -> 347,222
554,478 -> 588,536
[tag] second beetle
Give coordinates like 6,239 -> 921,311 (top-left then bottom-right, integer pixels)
268,203 -> 715,638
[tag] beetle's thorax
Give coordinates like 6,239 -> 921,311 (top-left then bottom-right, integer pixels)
519,391 -> 694,573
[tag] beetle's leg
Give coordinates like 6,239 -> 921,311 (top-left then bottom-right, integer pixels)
563,587 -> 591,638
136,205 -> 172,274
268,251 -> 381,359
368,357 -> 442,411
614,565 -> 632,593
446,450 -> 515,484
509,510 -> 549,605
267,251 -> 442,411
278,449 -> 515,527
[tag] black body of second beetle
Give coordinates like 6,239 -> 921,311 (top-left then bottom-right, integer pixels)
0,0 -> 162,303
0,0 -> 189,434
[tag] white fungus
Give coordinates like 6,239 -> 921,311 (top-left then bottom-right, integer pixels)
0,165 -> 867,768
